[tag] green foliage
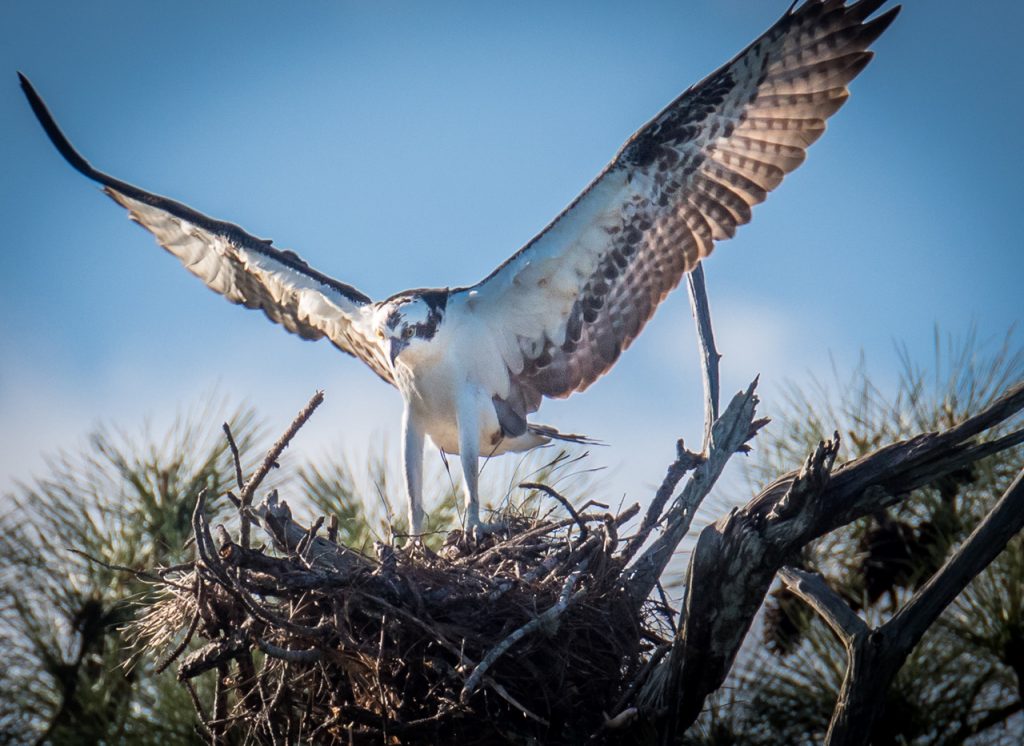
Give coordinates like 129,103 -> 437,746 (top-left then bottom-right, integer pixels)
0,401 -> 263,744
689,327 -> 1024,744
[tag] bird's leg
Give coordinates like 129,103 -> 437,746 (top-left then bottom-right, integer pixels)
455,392 -> 509,543
456,392 -> 484,534
401,404 -> 425,541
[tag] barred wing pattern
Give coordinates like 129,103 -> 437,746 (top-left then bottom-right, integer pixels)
466,0 -> 898,417
19,74 -> 394,386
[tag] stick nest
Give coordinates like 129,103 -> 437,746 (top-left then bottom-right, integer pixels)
135,478 -> 670,745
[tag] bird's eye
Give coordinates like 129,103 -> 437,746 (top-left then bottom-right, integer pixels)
376,329 -> 385,340
403,327 -> 415,339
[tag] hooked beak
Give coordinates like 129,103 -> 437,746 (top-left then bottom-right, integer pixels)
388,337 -> 408,366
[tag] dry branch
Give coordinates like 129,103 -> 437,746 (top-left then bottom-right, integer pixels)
686,262 -> 721,453
238,390 -> 324,547
639,381 -> 1024,741
623,378 -> 765,609
821,465 -> 1024,745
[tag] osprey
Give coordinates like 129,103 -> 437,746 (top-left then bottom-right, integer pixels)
21,0 -> 898,537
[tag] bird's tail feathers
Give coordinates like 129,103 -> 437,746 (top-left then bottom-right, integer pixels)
527,424 -> 603,446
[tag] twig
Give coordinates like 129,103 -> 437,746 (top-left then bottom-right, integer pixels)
222,422 -> 245,492
212,663 -> 230,742
655,582 -> 677,627
520,482 -> 588,541
256,639 -> 323,664
461,566 -> 585,702
66,547 -> 190,590
238,390 -> 325,547
618,439 -> 702,565
296,516 -> 325,558
686,262 -> 721,453
183,679 -> 212,739
155,608 -> 201,675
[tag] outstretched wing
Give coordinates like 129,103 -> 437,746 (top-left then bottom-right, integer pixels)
461,0 -> 898,416
19,73 -> 394,386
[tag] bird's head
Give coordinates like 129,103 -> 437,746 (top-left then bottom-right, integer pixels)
376,289 -> 448,366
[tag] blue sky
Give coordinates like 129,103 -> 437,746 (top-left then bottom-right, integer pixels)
1,1 -> 1021,514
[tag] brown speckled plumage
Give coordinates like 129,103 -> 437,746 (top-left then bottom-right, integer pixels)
468,0 -> 898,417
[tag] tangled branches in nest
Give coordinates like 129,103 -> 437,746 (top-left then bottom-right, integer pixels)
133,392 -> 678,745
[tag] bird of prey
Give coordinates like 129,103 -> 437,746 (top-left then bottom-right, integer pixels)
20,0 -> 898,538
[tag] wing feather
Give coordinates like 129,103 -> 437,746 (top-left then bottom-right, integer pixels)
19,74 -> 393,386
461,0 -> 898,413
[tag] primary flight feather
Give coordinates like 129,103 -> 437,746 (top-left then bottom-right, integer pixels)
20,0 -> 899,536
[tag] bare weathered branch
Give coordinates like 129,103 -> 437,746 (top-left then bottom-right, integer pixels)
825,465 -> 1024,745
623,378 -> 762,609
238,390 -> 324,547
256,490 -> 369,575
893,465 -> 1024,652
618,440 -> 703,566
686,262 -> 721,453
778,566 -> 867,643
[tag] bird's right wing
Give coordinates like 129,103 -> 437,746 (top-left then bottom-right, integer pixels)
459,0 -> 897,413
19,73 -> 394,386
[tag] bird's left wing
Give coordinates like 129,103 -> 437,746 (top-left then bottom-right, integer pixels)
19,74 -> 393,386
458,0 -> 898,417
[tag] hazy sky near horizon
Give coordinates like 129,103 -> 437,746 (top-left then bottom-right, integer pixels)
2,1 -> 1021,517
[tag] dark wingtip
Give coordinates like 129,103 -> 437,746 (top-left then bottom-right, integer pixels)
18,71 -> 98,180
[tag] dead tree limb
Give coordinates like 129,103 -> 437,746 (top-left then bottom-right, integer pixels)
821,465 -> 1024,745
638,381 -> 1024,739
623,378 -> 765,609
617,266 -> 722,569
686,262 -> 721,453
617,441 -> 702,567
778,567 -> 867,648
